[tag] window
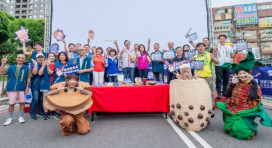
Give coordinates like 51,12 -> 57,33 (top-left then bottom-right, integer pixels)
15,5 -> 20,8
10,6 -> 14,9
10,0 -> 15,3
22,5 -> 27,8
33,15 -> 37,19
40,0 -> 44,2
15,16 -> 20,19
10,11 -> 14,14
258,5 -> 272,10
16,0 -> 21,3
227,9 -> 232,13
28,10 -> 32,13
40,9 -> 44,13
29,5 -> 33,8
15,11 -> 20,14
218,9 -> 225,14
23,0 -> 27,2
34,4 -> 38,8
40,4 -> 44,7
29,16 -> 33,19
39,15 -> 44,18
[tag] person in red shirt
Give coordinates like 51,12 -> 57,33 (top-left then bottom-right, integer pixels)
92,47 -> 105,85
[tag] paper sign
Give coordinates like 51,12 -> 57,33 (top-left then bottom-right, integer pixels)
151,53 -> 162,61
49,45 -> 59,53
88,30 -> 94,40
14,26 -> 30,43
191,60 -> 204,70
233,41 -> 248,52
104,39 -> 117,42
185,51 -> 196,59
56,65 -> 79,76
53,29 -> 65,42
163,50 -> 175,59
188,32 -> 198,42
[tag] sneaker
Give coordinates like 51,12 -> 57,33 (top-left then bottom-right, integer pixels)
3,118 -> 13,126
30,115 -> 37,120
37,114 -> 44,118
217,93 -> 222,99
43,114 -> 49,120
53,114 -> 60,120
18,117 -> 25,123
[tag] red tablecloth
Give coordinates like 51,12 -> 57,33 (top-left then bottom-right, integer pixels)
88,84 -> 170,113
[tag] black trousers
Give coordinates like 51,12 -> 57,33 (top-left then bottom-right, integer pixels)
167,70 -> 173,84
104,68 -> 109,82
134,67 -> 139,77
215,66 -> 230,94
89,72 -> 93,85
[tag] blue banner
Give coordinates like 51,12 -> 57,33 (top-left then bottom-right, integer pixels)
252,66 -> 272,98
235,3 -> 258,25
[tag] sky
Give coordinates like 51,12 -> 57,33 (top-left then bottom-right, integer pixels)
51,0 -> 208,52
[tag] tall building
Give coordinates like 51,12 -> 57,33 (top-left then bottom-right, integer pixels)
212,1 -> 272,61
0,0 -> 9,13
9,0 -> 45,19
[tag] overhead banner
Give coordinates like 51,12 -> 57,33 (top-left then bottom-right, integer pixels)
235,3 -> 258,26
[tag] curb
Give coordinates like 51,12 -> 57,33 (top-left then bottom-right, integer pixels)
0,97 -> 9,106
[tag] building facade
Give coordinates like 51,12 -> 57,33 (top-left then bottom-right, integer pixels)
9,0 -> 45,19
212,2 -> 272,61
0,0 -> 9,13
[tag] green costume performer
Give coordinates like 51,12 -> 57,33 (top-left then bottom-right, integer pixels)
217,51 -> 272,140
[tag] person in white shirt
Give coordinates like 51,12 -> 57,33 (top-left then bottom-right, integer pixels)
213,34 -> 236,99
117,40 -> 136,82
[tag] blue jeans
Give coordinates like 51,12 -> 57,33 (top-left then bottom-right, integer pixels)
138,69 -> 148,78
108,76 -> 118,83
30,90 -> 44,116
123,68 -> 135,82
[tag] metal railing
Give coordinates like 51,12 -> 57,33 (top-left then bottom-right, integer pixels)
0,75 -> 7,98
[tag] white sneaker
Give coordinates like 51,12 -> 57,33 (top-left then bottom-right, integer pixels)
18,117 -> 25,123
3,118 -> 13,126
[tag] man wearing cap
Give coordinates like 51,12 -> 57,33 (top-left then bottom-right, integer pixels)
70,46 -> 93,82
0,54 -> 32,126
29,53 -> 46,120
22,41 -> 47,61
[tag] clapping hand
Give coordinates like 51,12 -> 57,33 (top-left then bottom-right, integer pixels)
1,55 -> 7,65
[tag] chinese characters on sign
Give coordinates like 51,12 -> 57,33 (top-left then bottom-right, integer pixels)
235,3 -> 258,25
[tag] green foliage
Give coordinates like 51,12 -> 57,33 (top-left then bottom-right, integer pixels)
0,11 -> 15,44
0,41 -> 17,54
8,18 -> 45,47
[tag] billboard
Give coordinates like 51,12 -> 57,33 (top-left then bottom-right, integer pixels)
235,3 -> 258,26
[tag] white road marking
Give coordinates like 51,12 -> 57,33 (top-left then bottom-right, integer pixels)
187,130 -> 212,148
166,118 -> 197,148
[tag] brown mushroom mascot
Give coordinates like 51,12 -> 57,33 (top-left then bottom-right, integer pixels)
45,74 -> 93,136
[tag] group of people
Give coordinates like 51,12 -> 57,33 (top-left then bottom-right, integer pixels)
0,34 -> 236,123
1,33 -> 271,139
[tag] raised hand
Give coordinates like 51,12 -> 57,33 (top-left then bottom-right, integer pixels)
148,38 -> 151,44
114,40 -> 118,46
174,71 -> 182,80
232,74 -> 238,84
31,59 -> 37,65
1,55 -> 7,65
42,59 -> 47,67
73,59 -> 77,65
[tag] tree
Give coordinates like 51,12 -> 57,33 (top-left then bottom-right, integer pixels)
8,18 -> 45,47
0,11 -> 15,44
0,41 -> 17,55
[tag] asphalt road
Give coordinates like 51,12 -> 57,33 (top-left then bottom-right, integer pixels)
0,100 -> 271,148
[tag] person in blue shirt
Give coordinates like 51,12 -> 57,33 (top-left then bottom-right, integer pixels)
55,51 -> 70,83
105,49 -> 119,83
84,44 -> 94,85
29,53 -> 46,120
63,39 -> 78,60
150,43 -> 164,82
71,46 -> 93,83
39,52 -> 55,120
0,54 -> 32,126
164,41 -> 176,84
22,41 -> 47,61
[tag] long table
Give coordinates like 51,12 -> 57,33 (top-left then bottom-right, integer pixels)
88,84 -> 170,120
